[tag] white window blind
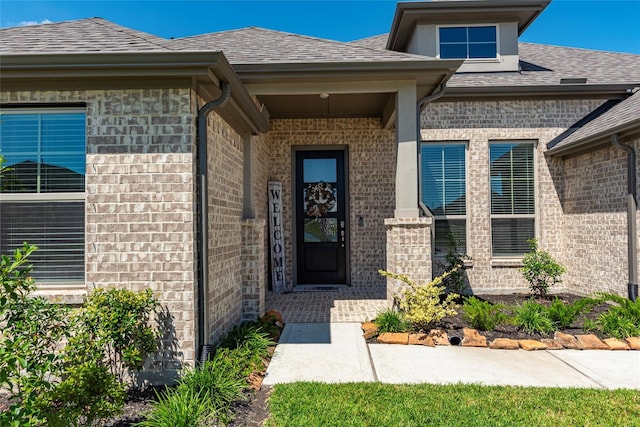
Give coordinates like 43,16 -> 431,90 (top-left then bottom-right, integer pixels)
421,143 -> 467,256
1,109 -> 86,283
489,142 -> 535,256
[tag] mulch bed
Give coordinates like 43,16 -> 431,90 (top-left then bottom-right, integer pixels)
436,292 -> 612,342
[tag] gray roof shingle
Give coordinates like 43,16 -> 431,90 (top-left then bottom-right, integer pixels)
170,27 -> 430,64
547,91 -> 640,152
351,34 -> 640,88
0,17 -> 177,53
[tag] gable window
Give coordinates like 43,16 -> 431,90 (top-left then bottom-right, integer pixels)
421,143 -> 466,256
0,108 -> 86,284
489,142 -> 535,257
439,25 -> 497,59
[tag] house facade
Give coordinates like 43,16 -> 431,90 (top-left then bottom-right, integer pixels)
1,0 -> 639,381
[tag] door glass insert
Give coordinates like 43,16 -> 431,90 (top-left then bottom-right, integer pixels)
304,218 -> 338,242
303,158 -> 336,183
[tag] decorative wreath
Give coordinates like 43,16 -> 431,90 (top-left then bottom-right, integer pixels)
305,181 -> 336,218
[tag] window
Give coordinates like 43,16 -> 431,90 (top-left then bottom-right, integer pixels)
439,26 -> 497,59
421,143 -> 466,256
489,142 -> 535,257
0,109 -> 86,283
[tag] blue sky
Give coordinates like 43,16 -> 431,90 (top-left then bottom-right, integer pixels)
1,0 -> 639,54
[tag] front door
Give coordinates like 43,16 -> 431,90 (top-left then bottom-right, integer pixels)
295,150 -> 348,285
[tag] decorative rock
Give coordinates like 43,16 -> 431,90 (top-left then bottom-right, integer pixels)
361,322 -> 378,340
408,333 -> 435,347
428,329 -> 450,346
576,334 -> 609,350
377,332 -> 409,345
540,339 -> 564,350
554,331 -> 583,350
626,337 -> 640,350
489,338 -> 520,350
462,328 -> 487,347
603,338 -> 630,350
518,340 -> 548,351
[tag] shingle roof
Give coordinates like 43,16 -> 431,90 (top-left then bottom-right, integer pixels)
351,35 -> 640,88
0,17 -> 176,53
170,27 -> 430,64
547,91 -> 640,153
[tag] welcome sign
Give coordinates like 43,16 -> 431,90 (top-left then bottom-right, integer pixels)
268,181 -> 287,292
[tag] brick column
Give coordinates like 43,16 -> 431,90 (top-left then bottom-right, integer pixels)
241,219 -> 266,321
385,217 -> 432,305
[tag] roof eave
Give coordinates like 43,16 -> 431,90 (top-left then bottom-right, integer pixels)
441,83 -> 637,100
0,51 -> 269,134
545,118 -> 640,158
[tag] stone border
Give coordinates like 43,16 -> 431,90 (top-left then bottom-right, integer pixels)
361,323 -> 640,351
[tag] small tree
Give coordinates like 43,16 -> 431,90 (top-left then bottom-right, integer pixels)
521,238 -> 566,298
379,269 -> 459,331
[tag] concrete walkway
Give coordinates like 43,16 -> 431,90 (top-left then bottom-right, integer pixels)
263,323 -> 640,390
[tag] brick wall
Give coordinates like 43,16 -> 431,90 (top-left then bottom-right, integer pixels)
267,118 -> 396,287
1,89 -> 199,382
422,98 -> 606,293
205,110 -> 245,344
562,139 -> 639,296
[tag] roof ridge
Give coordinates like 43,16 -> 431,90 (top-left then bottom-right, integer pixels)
519,41 -> 640,57
90,18 -> 176,51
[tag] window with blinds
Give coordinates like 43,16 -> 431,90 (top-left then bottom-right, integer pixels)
421,143 -> 467,256
0,109 -> 86,284
489,142 -> 535,257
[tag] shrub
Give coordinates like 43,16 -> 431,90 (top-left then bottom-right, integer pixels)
512,300 -> 555,334
374,309 -> 409,333
590,293 -> 640,338
138,387 -> 214,427
0,243 -> 70,426
462,297 -> 508,331
219,322 -> 275,377
379,269 -> 459,331
546,297 -> 598,329
70,287 -> 159,384
521,239 -> 566,298
439,232 -> 470,295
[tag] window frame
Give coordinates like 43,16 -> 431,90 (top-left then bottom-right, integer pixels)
488,140 -> 537,258
436,24 -> 500,61
419,141 -> 469,258
0,107 -> 87,287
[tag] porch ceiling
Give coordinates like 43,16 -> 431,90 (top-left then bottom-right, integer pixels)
258,93 -> 392,119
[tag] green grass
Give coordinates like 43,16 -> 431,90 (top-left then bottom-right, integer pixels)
267,382 -> 640,427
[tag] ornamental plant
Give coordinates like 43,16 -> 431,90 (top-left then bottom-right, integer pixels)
462,296 -> 508,331
379,269 -> 459,331
521,239 -> 566,298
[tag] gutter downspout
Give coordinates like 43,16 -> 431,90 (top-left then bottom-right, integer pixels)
197,81 -> 231,364
612,133 -> 638,301
417,83 -> 447,274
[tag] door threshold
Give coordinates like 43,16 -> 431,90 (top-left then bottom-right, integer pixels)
294,285 -> 348,292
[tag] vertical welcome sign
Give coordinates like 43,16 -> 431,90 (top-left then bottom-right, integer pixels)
268,181 -> 287,292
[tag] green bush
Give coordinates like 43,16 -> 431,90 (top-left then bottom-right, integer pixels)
380,269 -> 459,331
219,322 -> 275,377
439,232 -> 470,295
70,287 -> 159,384
521,239 -> 566,298
462,297 -> 508,331
589,293 -> 640,338
546,297 -> 598,329
374,309 -> 409,333
0,243 -> 69,426
512,300 -> 556,334
137,387 -> 214,427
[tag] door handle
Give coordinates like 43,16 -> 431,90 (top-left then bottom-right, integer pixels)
340,221 -> 345,247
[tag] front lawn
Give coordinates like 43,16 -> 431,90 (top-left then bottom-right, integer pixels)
268,382 -> 640,427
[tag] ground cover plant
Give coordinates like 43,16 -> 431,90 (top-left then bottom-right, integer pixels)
139,321 -> 276,427
462,296 -> 508,331
267,382 -> 640,427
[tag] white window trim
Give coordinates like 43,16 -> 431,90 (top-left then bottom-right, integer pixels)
436,23 -> 501,62
488,140 -> 537,259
